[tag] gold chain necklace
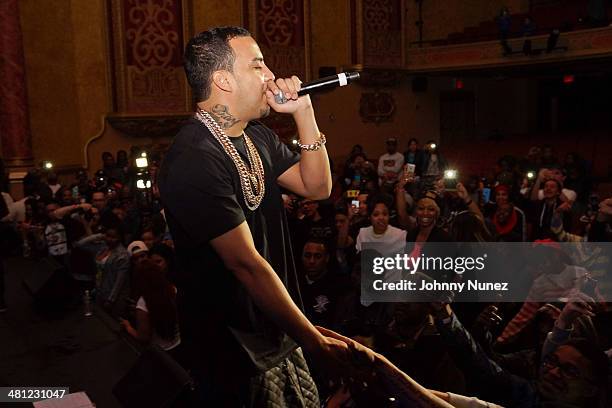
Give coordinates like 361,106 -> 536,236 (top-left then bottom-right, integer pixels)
194,108 -> 265,210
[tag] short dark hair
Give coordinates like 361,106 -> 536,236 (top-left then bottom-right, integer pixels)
366,193 -> 393,217
303,238 -> 329,254
184,26 -> 251,102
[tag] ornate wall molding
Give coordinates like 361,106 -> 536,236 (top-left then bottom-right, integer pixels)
108,0 -> 192,114
351,0 -> 406,69
359,91 -> 395,124
245,0 -> 311,80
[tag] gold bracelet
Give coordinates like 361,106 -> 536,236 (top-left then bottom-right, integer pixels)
297,132 -> 326,151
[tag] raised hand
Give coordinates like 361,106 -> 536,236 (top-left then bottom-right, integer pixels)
557,289 -> 595,330
456,182 -> 469,203
265,76 -> 311,114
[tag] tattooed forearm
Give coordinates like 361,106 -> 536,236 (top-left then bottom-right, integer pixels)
208,104 -> 240,129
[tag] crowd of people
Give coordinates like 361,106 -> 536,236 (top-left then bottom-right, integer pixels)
1,134 -> 611,407
285,138 -> 612,407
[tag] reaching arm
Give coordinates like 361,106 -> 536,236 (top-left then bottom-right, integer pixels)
530,169 -> 547,202
210,221 -> 349,364
456,183 -> 484,222
396,176 -> 416,231
121,310 -> 153,343
52,203 -> 92,220
317,326 -> 454,408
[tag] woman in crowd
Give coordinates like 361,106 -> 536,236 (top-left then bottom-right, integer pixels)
75,219 -> 130,316
148,242 -> 177,285
120,259 -> 181,353
342,152 -> 377,192
482,184 -> 526,241
355,194 -> 406,256
402,138 -> 424,175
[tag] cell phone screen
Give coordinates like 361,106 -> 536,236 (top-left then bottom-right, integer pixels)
482,188 -> 491,204
443,170 -> 458,191
404,163 -> 415,176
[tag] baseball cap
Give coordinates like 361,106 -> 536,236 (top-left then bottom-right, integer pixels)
127,241 -> 148,256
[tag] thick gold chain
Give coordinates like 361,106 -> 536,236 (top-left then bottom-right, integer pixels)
195,109 -> 265,210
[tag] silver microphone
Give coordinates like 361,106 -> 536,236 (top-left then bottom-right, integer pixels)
274,72 -> 360,104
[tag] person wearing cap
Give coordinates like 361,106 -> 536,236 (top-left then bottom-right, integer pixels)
127,240 -> 149,268
377,137 -> 404,191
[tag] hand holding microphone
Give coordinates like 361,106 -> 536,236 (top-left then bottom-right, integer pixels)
266,72 -> 360,111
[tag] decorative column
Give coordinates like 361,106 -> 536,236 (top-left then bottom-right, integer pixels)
0,0 -> 34,170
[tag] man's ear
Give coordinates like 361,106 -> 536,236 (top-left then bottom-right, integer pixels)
212,71 -> 232,93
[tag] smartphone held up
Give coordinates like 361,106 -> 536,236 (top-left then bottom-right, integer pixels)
443,169 -> 458,191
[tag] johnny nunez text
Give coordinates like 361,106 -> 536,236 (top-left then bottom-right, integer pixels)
372,279 -> 509,292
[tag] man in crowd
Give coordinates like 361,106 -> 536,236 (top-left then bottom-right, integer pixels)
91,190 -> 108,213
291,199 -> 335,253
299,239 -> 349,328
377,137 -> 404,192
159,26 -> 352,406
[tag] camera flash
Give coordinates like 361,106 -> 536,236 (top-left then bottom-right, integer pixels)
444,169 -> 457,179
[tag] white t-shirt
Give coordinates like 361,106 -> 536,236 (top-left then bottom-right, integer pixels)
12,197 -> 27,223
356,225 -> 407,255
356,225 -> 407,306
136,296 -> 181,351
377,152 -> 404,183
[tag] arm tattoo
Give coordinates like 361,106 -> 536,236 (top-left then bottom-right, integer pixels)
208,104 -> 240,129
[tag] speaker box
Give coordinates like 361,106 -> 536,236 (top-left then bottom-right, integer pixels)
412,76 -> 428,92
22,257 -> 77,307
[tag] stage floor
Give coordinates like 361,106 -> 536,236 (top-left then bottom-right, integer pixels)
0,257 -> 139,407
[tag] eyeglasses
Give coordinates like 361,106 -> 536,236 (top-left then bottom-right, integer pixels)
541,354 -> 581,380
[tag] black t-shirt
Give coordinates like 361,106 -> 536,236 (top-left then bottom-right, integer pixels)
299,270 -> 351,329
158,118 -> 301,375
